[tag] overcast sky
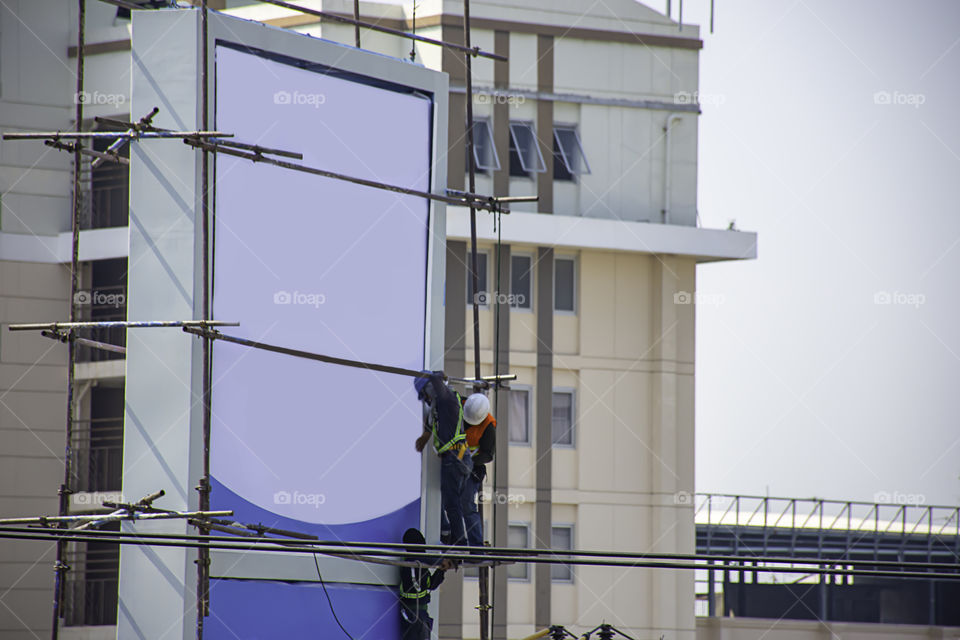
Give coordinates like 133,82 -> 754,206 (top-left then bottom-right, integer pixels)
681,0 -> 960,507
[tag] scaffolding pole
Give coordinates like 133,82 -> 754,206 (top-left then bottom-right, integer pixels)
196,0 -> 213,635
2,130 -> 229,140
50,3 -> 84,637
184,138 -> 509,214
8,320 -> 239,332
458,1 -> 494,635
182,326 -> 514,389
257,0 -> 506,62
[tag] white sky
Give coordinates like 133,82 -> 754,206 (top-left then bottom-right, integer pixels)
681,0 -> 960,506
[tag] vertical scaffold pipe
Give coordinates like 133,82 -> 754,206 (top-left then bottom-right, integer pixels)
196,1 -> 213,638
51,2 -> 85,639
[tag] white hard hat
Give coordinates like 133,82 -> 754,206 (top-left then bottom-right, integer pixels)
463,393 -> 490,426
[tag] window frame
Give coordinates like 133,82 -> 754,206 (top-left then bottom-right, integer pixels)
553,255 -> 577,315
551,387 -> 577,448
550,523 -> 575,583
469,118 -> 501,173
552,124 -> 591,181
507,384 -> 533,446
508,121 -> 546,177
509,253 -> 534,312
507,521 -> 532,581
465,249 -> 491,308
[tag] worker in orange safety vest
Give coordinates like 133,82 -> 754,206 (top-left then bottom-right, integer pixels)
461,393 -> 495,547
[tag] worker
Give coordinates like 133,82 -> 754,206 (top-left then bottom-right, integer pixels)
414,372 -> 473,546
462,392 -> 495,547
398,527 -> 452,640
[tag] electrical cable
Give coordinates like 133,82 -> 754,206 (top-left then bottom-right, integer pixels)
0,525 -> 954,572
0,527 -> 957,580
313,552 -> 356,639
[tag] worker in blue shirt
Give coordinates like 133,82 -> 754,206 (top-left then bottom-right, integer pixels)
414,372 -> 473,546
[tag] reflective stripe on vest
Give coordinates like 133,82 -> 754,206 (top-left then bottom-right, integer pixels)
433,391 -> 466,455
400,574 -> 430,599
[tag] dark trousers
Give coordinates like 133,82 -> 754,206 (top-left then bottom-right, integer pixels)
440,451 -> 472,546
400,603 -> 433,640
464,473 -> 484,547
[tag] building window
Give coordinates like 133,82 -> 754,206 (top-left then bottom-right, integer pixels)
509,387 -> 531,445
83,119 -> 130,230
508,122 -> 546,178
553,125 -> 590,182
468,118 -> 500,172
510,254 -> 533,310
65,522 -> 119,626
554,256 -> 576,313
551,525 -> 574,582
75,385 -> 124,493
552,390 -> 575,447
465,250 -> 489,306
508,523 -> 531,580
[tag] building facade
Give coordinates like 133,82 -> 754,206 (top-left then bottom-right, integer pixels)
0,1 -> 757,639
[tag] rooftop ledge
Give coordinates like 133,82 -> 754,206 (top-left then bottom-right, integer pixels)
447,207 -> 757,263
0,213 -> 756,264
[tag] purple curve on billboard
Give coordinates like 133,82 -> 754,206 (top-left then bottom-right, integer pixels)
210,44 -> 431,538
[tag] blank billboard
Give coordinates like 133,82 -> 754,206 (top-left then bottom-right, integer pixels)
210,44 -> 433,541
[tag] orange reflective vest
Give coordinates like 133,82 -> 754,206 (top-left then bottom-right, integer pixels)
465,414 -> 496,455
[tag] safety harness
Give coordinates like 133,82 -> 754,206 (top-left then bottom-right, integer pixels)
432,391 -> 467,458
400,573 -> 431,600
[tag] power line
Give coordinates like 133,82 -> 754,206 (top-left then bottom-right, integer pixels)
1,527 -> 957,581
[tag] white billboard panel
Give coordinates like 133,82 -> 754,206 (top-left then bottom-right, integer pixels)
211,44 -> 432,531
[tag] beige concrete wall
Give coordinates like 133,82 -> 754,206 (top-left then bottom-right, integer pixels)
0,261 -> 70,639
462,247 -> 698,639
697,617 -> 960,640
